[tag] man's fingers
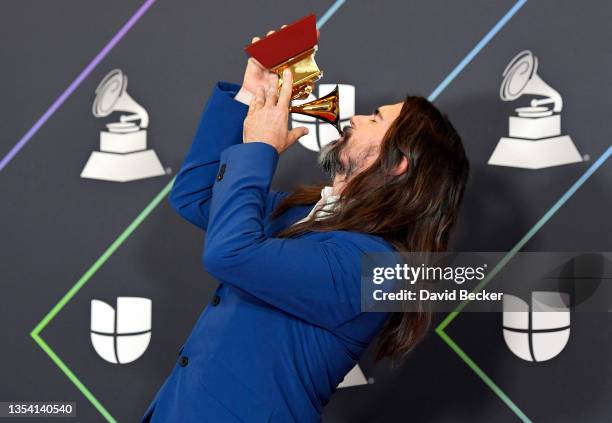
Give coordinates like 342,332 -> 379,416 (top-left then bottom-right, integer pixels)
265,74 -> 279,106
277,69 -> 293,109
255,85 -> 266,107
249,85 -> 266,113
248,57 -> 266,71
287,127 -> 309,144
257,26 -> 285,41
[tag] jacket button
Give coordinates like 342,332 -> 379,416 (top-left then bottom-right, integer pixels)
178,356 -> 189,367
216,164 -> 226,181
211,295 -> 221,306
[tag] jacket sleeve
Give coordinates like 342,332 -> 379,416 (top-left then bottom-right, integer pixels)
203,141 -> 378,330
168,81 -> 287,231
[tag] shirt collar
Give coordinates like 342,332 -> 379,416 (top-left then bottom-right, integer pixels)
320,186 -> 340,205
292,186 -> 340,226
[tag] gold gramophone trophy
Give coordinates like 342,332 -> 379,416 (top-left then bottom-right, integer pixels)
244,14 -> 342,135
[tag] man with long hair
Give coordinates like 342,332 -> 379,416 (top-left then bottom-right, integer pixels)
141,32 -> 469,423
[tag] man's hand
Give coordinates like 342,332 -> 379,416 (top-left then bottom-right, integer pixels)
235,28 -> 286,105
235,55 -> 273,106
243,69 -> 309,153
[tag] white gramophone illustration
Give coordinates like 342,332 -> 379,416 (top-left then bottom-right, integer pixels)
488,50 -> 582,169
81,69 -> 165,182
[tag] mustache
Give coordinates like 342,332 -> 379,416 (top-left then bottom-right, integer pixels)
340,125 -> 353,142
317,126 -> 357,179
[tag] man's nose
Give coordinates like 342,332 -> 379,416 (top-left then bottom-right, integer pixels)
349,115 -> 361,128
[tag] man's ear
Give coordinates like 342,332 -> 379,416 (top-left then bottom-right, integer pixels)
391,156 -> 409,176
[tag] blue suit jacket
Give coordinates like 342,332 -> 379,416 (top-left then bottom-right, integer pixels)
141,82 -> 394,423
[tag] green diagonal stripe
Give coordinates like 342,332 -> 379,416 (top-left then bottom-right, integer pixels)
436,328 -> 532,423
31,333 -> 117,422
31,177 -> 175,423
437,145 -> 612,420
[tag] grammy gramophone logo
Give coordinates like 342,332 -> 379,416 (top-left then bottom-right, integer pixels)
81,69 -> 166,182
489,50 -> 582,169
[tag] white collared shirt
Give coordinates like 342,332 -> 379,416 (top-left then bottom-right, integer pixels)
292,186 -> 340,226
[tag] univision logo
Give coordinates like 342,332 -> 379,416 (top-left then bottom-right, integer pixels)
503,291 -> 570,362
90,297 -> 152,364
291,84 -> 355,152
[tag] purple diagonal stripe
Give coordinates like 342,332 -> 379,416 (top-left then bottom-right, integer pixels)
0,0 -> 157,172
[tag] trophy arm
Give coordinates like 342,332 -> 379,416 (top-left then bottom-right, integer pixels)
114,92 -> 150,128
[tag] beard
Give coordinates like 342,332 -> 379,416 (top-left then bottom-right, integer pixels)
317,126 -> 358,180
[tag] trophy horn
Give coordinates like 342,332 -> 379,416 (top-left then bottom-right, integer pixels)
290,85 -> 342,135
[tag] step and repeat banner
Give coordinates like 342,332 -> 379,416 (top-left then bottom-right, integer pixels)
1,0 -> 611,422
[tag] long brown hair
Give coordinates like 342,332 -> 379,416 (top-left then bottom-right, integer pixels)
271,96 -> 469,365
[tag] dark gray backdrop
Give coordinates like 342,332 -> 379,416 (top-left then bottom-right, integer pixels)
1,0 -> 611,422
